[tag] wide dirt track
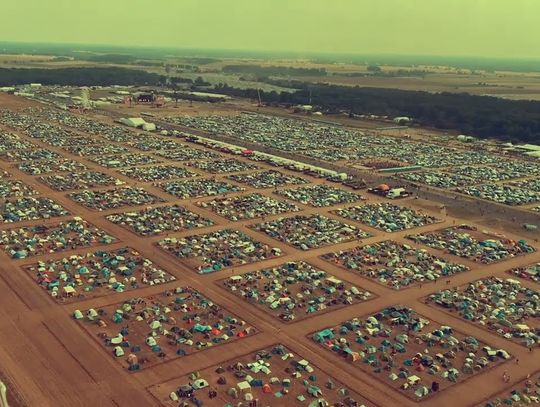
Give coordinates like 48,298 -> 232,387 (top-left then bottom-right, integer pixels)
0,92 -> 538,407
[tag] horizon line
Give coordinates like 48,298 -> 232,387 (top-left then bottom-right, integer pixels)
1,40 -> 540,62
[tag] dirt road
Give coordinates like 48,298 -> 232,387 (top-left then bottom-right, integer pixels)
0,92 -> 538,407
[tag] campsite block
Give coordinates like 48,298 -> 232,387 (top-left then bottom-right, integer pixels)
91,153 -> 161,168
311,306 -> 511,400
2,148 -> 59,162
0,218 -> 117,260
199,193 -> 299,221
482,372 -> 540,407
322,240 -> 469,290
0,197 -> 69,223
76,287 -> 255,370
275,184 -> 362,207
221,261 -> 373,322
0,179 -> 38,198
334,203 -> 439,232
228,170 -> 308,189
158,229 -> 281,273
407,225 -> 535,264
69,186 -> 163,211
107,204 -> 214,237
149,344 -> 372,406
187,158 -> 259,174
118,165 -> 196,182
161,178 -> 244,199
155,146 -> 219,162
23,247 -> 175,304
40,171 -> 122,192
508,263 -> 540,284
426,276 -> 540,347
457,181 -> 540,206
251,214 -> 370,251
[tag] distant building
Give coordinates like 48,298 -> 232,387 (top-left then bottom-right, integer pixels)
142,122 -> 156,131
457,134 -> 476,142
393,116 -> 412,125
136,93 -> 154,103
14,92 -> 35,98
515,144 -> 540,158
296,104 -> 313,111
187,91 -> 231,101
515,144 -> 540,152
119,117 -> 146,128
119,117 -> 156,131
525,151 -> 540,158
504,143 -> 540,159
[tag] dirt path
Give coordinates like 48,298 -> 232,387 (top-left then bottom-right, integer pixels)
0,93 -> 537,407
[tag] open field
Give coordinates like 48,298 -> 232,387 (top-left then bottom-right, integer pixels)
0,91 -> 538,407
291,72 -> 540,100
4,53 -> 540,100
193,56 -> 540,100
0,54 -> 57,63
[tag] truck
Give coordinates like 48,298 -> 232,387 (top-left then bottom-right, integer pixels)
386,187 -> 410,199
367,184 -> 410,199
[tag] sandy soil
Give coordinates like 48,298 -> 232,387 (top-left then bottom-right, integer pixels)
0,92 -> 537,407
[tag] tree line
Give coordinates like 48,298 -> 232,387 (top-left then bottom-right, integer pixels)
1,65 -> 538,143
0,67 -> 162,86
213,81 -> 540,144
222,64 -> 327,77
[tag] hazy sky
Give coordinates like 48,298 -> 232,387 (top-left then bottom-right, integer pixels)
2,0 -> 539,58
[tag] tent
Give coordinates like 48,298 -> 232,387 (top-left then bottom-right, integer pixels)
414,386 -> 429,398
192,379 -> 209,389
313,329 -> 334,342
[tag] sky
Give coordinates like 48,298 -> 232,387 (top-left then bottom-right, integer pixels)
2,0 -> 539,59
